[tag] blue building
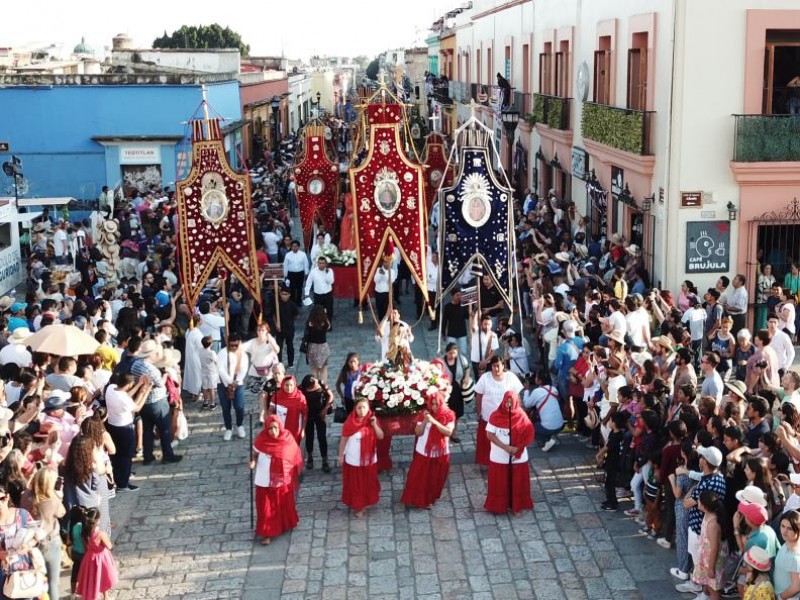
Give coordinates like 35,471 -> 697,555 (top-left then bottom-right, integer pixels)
0,72 -> 246,200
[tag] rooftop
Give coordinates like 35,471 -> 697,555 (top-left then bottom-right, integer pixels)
0,72 -> 238,86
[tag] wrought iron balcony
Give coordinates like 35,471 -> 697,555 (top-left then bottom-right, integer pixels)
733,114 -> 800,162
581,102 -> 654,155
528,94 -> 572,131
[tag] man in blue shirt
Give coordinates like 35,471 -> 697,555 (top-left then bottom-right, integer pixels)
553,320 -> 584,434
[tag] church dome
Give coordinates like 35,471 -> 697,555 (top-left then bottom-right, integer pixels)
73,37 -> 95,55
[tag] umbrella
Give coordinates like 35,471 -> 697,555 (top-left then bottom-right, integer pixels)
25,324 -> 100,357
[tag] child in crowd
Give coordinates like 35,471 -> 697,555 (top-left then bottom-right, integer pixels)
599,412 -> 627,511
199,335 -> 219,411
642,451 -> 663,539
76,506 -> 119,600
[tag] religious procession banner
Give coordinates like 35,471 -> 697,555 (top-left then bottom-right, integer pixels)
293,125 -> 339,247
421,132 -> 452,211
439,130 -> 515,309
175,118 -> 262,310
349,101 -> 429,306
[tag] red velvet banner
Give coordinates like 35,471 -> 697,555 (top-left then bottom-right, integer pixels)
349,103 -> 429,305
422,132 -> 453,211
293,126 -> 339,248
175,118 -> 262,310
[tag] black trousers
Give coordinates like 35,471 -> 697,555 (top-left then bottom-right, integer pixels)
276,329 -> 295,367
305,411 -> 328,458
314,291 -> 334,321
604,467 -> 619,506
662,481 -> 676,542
287,271 -> 305,306
107,423 -> 135,488
731,313 -> 746,339
375,292 -> 389,322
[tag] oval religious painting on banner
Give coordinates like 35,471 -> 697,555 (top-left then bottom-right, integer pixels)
308,178 -> 325,196
460,173 -> 492,228
373,168 -> 401,218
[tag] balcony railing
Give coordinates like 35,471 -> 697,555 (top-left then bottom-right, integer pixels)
448,81 -> 469,103
528,93 -> 572,131
733,114 -> 800,162
508,91 -> 531,115
431,81 -> 450,102
581,102 -> 655,156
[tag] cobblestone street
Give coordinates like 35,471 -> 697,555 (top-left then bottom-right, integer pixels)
107,299 -> 679,599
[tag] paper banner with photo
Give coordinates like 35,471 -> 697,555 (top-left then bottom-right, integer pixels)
293,125 -> 339,249
422,132 -> 453,212
439,142 -> 514,308
175,118 -> 262,310
349,101 -> 429,305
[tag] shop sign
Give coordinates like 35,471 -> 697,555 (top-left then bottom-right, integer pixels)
0,246 -> 22,295
680,191 -> 702,208
686,221 -> 730,273
120,145 -> 161,165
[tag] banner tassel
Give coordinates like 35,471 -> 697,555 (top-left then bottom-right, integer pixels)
358,307 -> 364,324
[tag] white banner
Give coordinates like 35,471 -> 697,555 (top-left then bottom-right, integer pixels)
120,145 -> 161,165
0,246 -> 22,295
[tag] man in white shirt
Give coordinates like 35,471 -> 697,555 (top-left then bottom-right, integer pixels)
601,299 -> 626,343
426,250 -> 440,331
724,274 -> 749,337
262,224 -> 281,263
0,328 -> 32,367
522,371 -> 564,452
373,254 -> 397,321
304,256 -> 335,323
283,240 -> 309,306
781,371 -> 800,411
198,301 -> 226,351
768,314 -> 795,375
429,199 -> 439,252
216,333 -> 249,441
53,221 -> 69,265
470,312 -> 499,379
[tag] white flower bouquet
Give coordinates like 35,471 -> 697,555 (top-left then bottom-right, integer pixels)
354,359 -> 453,416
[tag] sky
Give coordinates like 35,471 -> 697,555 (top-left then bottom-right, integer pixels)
2,0 -> 456,59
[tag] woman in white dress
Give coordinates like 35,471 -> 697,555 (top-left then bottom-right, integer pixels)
182,326 -> 204,401
474,355 -> 523,466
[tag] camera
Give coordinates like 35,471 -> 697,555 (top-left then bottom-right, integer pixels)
756,360 -> 768,369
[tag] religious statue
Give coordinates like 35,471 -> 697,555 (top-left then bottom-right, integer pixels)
376,308 -> 414,369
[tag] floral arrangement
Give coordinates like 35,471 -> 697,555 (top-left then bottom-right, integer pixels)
354,359 -> 453,416
317,243 -> 357,267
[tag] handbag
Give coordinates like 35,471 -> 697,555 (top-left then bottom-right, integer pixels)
3,570 -> 47,599
299,326 -> 310,354
333,405 -> 347,424
461,377 -> 475,404
175,409 -> 189,440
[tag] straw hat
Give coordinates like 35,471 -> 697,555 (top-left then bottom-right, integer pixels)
574,244 -> 589,259
101,220 -> 119,234
631,351 -> 652,367
626,244 -> 641,257
554,252 -> 571,263
152,348 -> 181,370
138,339 -> 163,361
735,485 -> 768,507
651,335 -> 674,352
725,380 -> 748,401
611,233 -> 624,245
533,253 -> 549,266
0,296 -> 13,312
743,546 -> 771,572
608,330 -> 626,345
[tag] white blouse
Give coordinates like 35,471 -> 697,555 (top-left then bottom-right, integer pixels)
486,422 -> 528,464
344,431 -> 376,466
414,422 -> 450,457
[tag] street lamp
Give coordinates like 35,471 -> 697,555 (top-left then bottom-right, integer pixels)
270,95 -> 281,166
727,201 -> 738,221
501,110 -> 519,184
642,194 -> 654,212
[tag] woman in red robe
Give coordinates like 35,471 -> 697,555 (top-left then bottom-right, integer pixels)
401,392 -> 455,508
337,397 -> 384,517
484,391 -> 534,516
249,416 -> 304,545
272,375 -> 308,445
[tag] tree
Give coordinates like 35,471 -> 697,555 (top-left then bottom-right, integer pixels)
365,58 -> 380,81
153,24 -> 250,56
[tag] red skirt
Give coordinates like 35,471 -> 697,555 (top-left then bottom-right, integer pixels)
341,462 -> 380,511
400,452 -> 450,508
255,484 -> 299,538
483,461 -> 534,514
475,419 -> 490,466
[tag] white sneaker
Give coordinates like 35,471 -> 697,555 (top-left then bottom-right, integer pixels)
223,429 -> 233,441
542,439 -> 557,452
670,567 -> 689,580
657,538 -> 672,549
171,440 -> 179,448
236,426 -> 246,439
675,581 -> 702,593
691,593 -> 709,600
